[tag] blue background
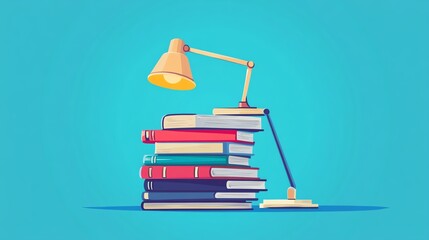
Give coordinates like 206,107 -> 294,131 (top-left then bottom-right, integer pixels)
1,0 -> 428,239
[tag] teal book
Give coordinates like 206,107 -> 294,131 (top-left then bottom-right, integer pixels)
143,154 -> 249,166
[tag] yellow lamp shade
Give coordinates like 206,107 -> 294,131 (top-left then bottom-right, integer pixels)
148,39 -> 195,90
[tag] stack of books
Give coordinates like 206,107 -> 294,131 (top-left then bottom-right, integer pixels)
140,114 -> 266,210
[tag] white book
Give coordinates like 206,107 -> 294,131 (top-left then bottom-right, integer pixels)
226,180 -> 266,190
142,202 -> 252,210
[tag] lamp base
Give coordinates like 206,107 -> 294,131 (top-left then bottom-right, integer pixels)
259,187 -> 318,208
259,199 -> 318,208
213,107 -> 266,116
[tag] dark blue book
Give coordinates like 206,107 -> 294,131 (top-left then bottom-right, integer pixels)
142,192 -> 257,201
144,179 -> 266,192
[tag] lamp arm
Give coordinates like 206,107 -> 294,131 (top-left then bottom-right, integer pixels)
185,46 -> 250,66
264,109 -> 296,189
184,45 -> 255,107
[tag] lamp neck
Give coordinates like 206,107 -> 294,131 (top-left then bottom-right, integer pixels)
239,65 -> 254,108
168,39 -> 185,53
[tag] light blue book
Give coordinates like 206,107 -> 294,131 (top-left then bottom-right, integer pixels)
154,142 -> 254,156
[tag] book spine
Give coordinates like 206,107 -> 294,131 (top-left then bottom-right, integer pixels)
141,129 -> 249,144
155,142 -> 229,155
143,192 -> 216,201
141,130 -> 154,143
142,155 -> 228,166
142,192 -> 257,201
140,166 -> 213,179
144,180 -> 229,192
144,180 -> 266,192
161,114 -> 196,130
141,202 -> 252,210
139,166 -> 256,179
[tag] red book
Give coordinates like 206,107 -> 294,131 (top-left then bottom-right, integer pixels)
140,166 -> 259,180
141,130 -> 254,144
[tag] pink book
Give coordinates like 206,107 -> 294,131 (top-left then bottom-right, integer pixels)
140,166 -> 259,180
141,129 -> 254,144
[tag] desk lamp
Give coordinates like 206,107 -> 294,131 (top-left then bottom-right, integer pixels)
148,38 -> 317,208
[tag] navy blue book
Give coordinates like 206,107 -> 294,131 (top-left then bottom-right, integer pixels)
144,179 -> 266,192
142,192 -> 257,201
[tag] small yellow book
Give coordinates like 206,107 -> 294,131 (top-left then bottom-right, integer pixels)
162,114 -> 262,131
154,142 -> 253,155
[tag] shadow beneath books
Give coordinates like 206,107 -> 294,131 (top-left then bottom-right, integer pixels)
85,205 -> 387,212
85,206 -> 141,211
